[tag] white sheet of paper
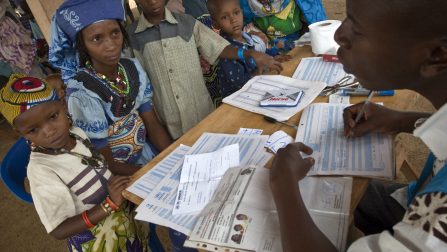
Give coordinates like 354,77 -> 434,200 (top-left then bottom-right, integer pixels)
173,144 -> 240,215
223,75 -> 326,122
296,103 -> 394,179
126,145 -> 191,200
238,128 -> 263,136
265,130 -> 293,153
184,166 -> 352,252
292,57 -> 351,86
134,133 -> 270,235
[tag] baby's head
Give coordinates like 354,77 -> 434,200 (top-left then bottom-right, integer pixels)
0,74 -> 72,150
208,0 -> 244,38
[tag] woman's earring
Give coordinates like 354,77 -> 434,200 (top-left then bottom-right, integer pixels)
66,112 -> 73,126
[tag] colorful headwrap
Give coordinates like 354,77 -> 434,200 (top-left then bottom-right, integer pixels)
49,0 -> 125,82
0,74 -> 58,125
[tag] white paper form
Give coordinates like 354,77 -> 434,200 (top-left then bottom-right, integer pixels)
173,144 -> 240,215
184,166 -> 352,252
223,75 -> 326,122
135,133 -> 270,235
296,103 -> 394,179
292,57 -> 351,86
126,145 -> 191,200
299,177 -> 353,252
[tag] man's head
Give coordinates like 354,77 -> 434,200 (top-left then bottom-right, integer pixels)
335,0 -> 447,94
208,0 -> 243,38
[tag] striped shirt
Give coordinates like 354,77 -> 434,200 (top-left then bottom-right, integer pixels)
128,8 -> 230,139
28,127 -> 112,233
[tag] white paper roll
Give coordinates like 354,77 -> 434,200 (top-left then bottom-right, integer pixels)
309,20 -> 342,55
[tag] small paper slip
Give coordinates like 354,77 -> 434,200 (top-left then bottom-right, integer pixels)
292,57 -> 351,86
295,103 -> 394,179
173,144 -> 241,215
265,130 -> 293,153
329,93 -> 350,104
238,128 -> 263,136
223,75 -> 326,122
259,89 -> 304,107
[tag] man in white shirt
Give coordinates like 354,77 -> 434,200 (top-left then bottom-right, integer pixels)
270,0 -> 447,251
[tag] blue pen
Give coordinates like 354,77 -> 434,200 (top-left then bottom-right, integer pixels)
341,89 -> 395,96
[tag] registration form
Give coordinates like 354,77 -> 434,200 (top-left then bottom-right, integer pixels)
134,133 -> 270,234
292,57 -> 351,86
296,103 -> 394,179
223,75 -> 326,121
173,144 -> 240,215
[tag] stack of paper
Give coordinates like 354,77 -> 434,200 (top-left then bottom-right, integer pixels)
295,103 -> 394,179
128,133 -> 272,235
223,75 -> 326,121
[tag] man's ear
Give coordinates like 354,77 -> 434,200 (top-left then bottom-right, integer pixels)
421,40 -> 447,78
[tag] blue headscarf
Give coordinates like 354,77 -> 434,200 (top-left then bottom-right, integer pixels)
49,0 -> 125,83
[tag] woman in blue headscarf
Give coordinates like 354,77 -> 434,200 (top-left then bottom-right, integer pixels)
49,0 -> 172,176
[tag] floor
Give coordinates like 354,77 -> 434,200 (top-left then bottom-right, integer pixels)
3,2 -> 424,251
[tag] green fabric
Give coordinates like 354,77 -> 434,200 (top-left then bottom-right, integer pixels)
254,4 -> 302,41
69,202 -> 150,252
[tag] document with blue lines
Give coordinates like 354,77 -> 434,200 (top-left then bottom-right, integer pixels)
295,103 -> 394,179
134,133 -> 270,234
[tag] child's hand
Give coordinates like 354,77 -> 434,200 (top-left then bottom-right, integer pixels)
249,51 -> 283,74
274,55 -> 292,63
107,175 -> 131,206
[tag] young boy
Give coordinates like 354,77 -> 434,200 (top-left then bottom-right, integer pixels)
270,0 -> 447,251
207,0 -> 290,98
129,0 -> 282,139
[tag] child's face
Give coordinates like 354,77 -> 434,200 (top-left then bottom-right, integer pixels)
14,101 -> 72,150
212,0 -> 244,38
137,0 -> 166,19
81,20 -> 123,69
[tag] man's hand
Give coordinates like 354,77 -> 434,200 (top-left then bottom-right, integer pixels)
343,102 -> 431,137
270,142 -> 315,186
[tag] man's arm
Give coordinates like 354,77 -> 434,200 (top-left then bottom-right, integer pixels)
270,143 -> 337,252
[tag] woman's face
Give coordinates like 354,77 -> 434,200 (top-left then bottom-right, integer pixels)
81,20 -> 123,70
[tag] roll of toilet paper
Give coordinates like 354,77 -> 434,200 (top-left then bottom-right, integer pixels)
309,20 -> 342,55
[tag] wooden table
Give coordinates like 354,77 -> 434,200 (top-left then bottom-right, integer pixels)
124,45 -> 420,216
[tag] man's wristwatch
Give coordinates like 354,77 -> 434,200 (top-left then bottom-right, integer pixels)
414,117 -> 428,129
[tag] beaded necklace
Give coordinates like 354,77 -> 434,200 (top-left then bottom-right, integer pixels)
31,133 -> 109,190
85,61 -> 130,96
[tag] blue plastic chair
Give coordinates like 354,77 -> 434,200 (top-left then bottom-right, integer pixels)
0,137 -> 33,203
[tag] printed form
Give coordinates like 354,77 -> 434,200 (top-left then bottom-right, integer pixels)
126,145 -> 191,200
134,133 -> 270,235
184,166 -> 352,252
223,75 -> 326,121
292,57 -> 351,86
296,103 -> 394,179
173,144 -> 240,215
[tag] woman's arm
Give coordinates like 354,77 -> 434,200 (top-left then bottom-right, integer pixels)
99,146 -> 140,176
140,109 -> 172,152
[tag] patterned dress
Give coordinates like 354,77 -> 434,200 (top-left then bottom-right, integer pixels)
66,58 -> 156,166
